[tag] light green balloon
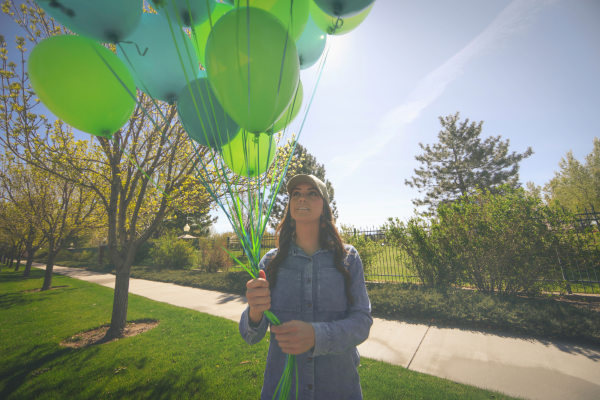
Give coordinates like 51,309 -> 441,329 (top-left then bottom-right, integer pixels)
205,7 -> 300,134
233,0 -> 309,42
192,2 -> 233,68
28,35 -> 136,138
270,80 -> 303,134
310,1 -> 373,35
221,130 -> 276,177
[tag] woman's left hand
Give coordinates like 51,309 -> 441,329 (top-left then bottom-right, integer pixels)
271,320 -> 315,355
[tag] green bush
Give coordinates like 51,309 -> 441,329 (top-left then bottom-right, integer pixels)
386,186 -> 586,295
54,249 -> 74,262
150,232 -> 196,270
339,225 -> 386,275
197,233 -> 231,272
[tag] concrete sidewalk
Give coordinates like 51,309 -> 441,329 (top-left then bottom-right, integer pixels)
34,263 -> 600,400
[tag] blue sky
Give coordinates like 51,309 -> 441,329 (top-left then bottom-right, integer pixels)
2,0 -> 599,233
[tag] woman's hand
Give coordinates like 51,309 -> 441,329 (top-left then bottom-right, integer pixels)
271,320 -> 316,355
246,270 -> 271,324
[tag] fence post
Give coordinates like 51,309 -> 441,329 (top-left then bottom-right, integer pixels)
227,236 -> 230,250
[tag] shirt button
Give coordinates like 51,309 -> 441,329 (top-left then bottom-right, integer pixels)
308,384 -> 313,390
308,278 -> 312,283
308,303 -> 312,308
309,258 -> 312,262
308,357 -> 313,362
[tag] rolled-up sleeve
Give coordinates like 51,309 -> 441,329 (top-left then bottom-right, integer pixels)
310,246 -> 373,356
238,251 -> 276,345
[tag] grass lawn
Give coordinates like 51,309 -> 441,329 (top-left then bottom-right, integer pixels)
53,261 -> 600,346
0,268 -> 518,399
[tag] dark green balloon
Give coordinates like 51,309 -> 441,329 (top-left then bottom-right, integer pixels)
205,7 -> 300,134
34,0 -> 142,43
150,0 -> 216,27
28,35 -> 136,138
313,0 -> 375,18
177,77 -> 239,149
310,1 -> 373,35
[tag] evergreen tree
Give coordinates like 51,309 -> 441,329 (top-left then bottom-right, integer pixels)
269,143 -> 338,228
405,112 -> 533,212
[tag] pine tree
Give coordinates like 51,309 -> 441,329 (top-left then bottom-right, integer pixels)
269,143 -> 338,228
405,112 -> 533,212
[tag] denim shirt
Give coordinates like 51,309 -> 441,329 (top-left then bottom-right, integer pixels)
239,243 -> 373,400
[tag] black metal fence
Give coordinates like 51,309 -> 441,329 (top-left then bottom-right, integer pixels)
227,209 -> 600,292
558,207 -> 600,294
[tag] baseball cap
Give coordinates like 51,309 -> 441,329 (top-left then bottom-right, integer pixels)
286,174 -> 330,203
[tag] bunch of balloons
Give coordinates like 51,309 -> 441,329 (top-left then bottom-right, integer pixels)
28,0 -> 375,177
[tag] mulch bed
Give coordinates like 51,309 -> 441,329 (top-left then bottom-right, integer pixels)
60,320 -> 160,348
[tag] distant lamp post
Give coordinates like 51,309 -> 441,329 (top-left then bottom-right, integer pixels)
183,223 -> 190,233
70,243 -> 74,247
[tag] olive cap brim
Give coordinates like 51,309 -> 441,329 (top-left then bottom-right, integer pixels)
286,174 -> 330,204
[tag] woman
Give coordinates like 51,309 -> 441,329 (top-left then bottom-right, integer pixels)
239,174 -> 373,400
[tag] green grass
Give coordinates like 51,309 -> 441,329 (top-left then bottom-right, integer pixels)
0,268 -> 518,400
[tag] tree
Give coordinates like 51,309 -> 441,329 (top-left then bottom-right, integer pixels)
269,143 -> 338,228
405,112 -> 533,213
544,138 -> 600,213
0,156 -> 104,290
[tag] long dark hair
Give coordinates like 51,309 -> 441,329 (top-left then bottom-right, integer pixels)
266,195 -> 354,306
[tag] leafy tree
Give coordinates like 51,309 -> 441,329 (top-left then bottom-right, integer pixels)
544,137 -> 600,213
405,112 -> 533,213
0,156 -> 104,290
269,143 -> 338,228
0,198 -> 47,276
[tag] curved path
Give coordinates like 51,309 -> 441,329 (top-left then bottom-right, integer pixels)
33,263 -> 600,400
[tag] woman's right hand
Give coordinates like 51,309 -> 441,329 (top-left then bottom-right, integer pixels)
246,270 -> 271,324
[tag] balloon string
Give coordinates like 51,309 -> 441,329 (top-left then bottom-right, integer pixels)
118,41 -> 148,57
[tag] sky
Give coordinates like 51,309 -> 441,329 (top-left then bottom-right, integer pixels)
1,0 -> 599,233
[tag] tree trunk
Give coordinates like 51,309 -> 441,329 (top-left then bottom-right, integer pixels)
23,245 -> 37,277
104,246 -> 137,340
14,253 -> 22,272
23,254 -> 35,277
8,252 -> 14,269
41,246 -> 56,291
104,264 -> 132,340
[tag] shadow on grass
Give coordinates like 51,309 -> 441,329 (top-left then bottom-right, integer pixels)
0,284 -> 82,310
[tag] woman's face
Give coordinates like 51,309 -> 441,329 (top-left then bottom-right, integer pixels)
289,182 -> 324,224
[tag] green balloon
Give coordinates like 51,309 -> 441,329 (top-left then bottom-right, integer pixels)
221,130 -> 276,177
310,1 -> 373,35
205,7 -> 300,134
233,0 -> 309,42
150,0 -> 215,27
192,2 -> 233,68
270,80 -> 303,134
28,35 -> 136,138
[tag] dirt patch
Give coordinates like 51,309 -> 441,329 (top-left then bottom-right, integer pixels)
60,320 -> 160,348
22,285 -> 68,293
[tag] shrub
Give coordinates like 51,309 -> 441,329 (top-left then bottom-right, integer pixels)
54,249 -> 74,262
73,250 -> 94,262
197,233 -> 231,272
339,225 -> 385,275
150,232 -> 196,270
386,186 -> 586,295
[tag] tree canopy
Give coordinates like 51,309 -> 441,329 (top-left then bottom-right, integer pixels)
405,112 -> 533,213
543,137 -> 600,213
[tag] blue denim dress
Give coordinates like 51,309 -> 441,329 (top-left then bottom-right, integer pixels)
239,243 -> 373,400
